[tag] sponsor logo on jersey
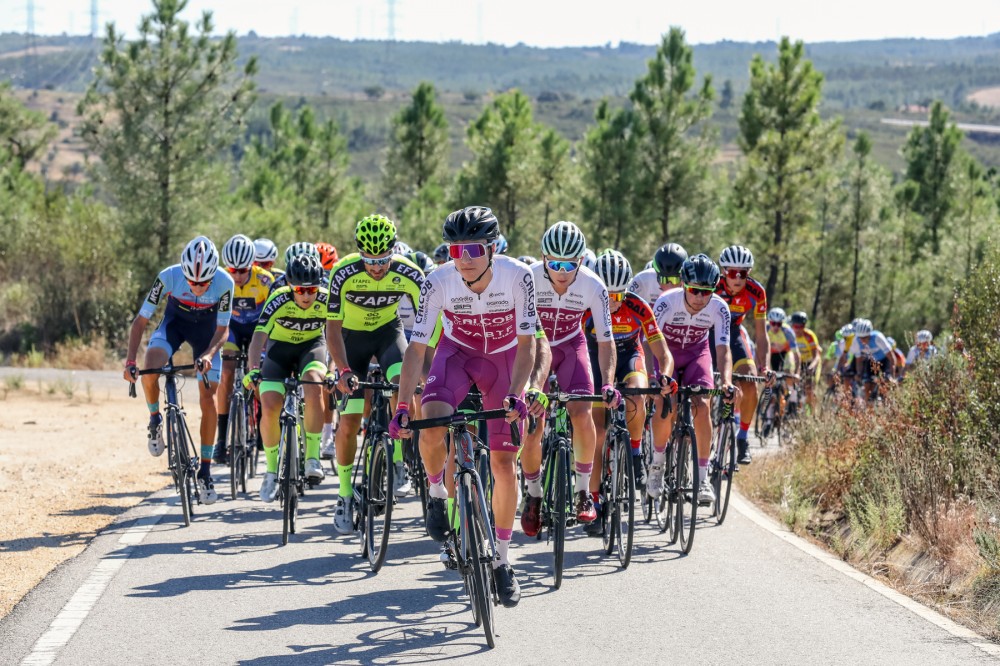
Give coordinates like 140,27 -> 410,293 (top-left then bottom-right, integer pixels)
486,299 -> 510,308
346,291 -> 404,309
147,278 -> 165,305
218,291 -> 231,312
275,318 -> 324,332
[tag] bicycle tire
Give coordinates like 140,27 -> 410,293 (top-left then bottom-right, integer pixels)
601,440 -> 615,556
280,422 -> 295,545
464,474 -> 497,648
641,424 -> 654,523
677,432 -> 697,554
228,392 -> 244,499
366,436 -> 394,572
713,420 -> 736,525
613,431 -> 635,568
169,411 -> 192,527
475,444 -> 494,526
552,443 -> 569,589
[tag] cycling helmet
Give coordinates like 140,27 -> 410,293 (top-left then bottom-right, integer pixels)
595,250 -> 632,293
581,248 -> 598,271
442,206 -> 499,243
790,311 -> 808,326
286,254 -> 324,287
854,318 -> 873,336
644,260 -> 654,271
517,255 -> 538,266
222,234 -> 255,270
886,336 -> 896,349
541,221 -> 587,259
653,243 -> 688,279
838,323 -> 854,339
253,238 -> 278,263
767,307 -> 787,324
719,245 -> 754,269
406,250 -> 434,274
916,329 -> 933,344
181,236 -> 219,282
284,241 -> 320,268
394,240 -> 412,255
315,242 -> 339,270
492,234 -> 509,254
679,253 -> 720,289
355,214 -> 398,255
432,243 -> 450,264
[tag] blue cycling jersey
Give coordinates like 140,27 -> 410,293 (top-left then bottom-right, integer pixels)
849,330 -> 892,362
138,264 -> 234,327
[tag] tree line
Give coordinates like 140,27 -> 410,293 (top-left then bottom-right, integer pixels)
1,0 -> 995,355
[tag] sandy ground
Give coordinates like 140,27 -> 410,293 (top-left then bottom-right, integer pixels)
968,86 -> 1000,108
0,379 -> 174,618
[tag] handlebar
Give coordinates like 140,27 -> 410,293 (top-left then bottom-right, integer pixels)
406,408 -> 521,449
127,363 -> 199,398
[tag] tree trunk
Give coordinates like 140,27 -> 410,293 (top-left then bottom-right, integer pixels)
661,192 -> 670,242
765,207 -> 782,299
811,204 -> 828,321
849,165 -> 863,320
871,237 -> 883,322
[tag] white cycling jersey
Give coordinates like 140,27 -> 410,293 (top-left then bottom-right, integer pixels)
849,331 -> 893,361
397,294 -> 416,331
906,344 -> 938,365
628,268 -> 663,305
531,262 -> 612,347
411,255 -> 537,354
652,288 -> 731,351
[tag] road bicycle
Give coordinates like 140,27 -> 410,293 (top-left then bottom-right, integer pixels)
755,371 -> 799,447
221,348 -> 258,499
274,374 -> 327,545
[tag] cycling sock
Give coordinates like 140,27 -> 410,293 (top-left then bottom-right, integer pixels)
264,445 -> 279,474
652,450 -> 666,465
199,446 -> 212,477
322,423 -> 334,440
654,440 -> 668,455
392,440 -> 403,464
216,414 -> 229,445
428,469 -> 447,499
523,468 -> 542,498
698,460 -> 709,481
337,463 -> 354,498
738,420 -> 751,439
630,438 -> 641,455
305,431 -> 320,460
575,461 -> 593,495
146,402 -> 159,415
447,496 -> 459,531
494,528 -> 513,568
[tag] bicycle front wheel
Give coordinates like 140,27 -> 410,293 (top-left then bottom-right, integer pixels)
228,392 -> 246,499
677,432 -> 697,554
462,473 -> 497,649
168,411 -> 193,527
280,423 -> 297,545
713,420 -> 736,525
552,442 -> 569,589
613,432 -> 635,568
366,436 -> 394,572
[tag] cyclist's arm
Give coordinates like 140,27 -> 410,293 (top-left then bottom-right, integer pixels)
508,333 -> 537,396
648,336 -> 674,378
325,319 -> 350,372
528,330 -> 551,392
396,340 -> 427,407
596,341 -> 616,388
247,330 -> 268,371
125,314 -> 150,364
716,343 -> 734,387
202,325 -> 230,362
754,318 -> 767,370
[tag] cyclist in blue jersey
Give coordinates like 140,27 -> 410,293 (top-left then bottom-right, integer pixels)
124,236 -> 235,504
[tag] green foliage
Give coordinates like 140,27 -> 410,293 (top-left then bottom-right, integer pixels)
581,101 -> 641,254
0,82 -> 57,169
78,0 -> 257,288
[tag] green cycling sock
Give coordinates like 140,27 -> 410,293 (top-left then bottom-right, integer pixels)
337,463 -> 354,498
447,496 -> 460,531
392,439 -> 403,464
264,445 -> 279,474
305,431 -> 320,460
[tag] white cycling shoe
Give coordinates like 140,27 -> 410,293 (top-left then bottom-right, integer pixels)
259,472 -> 278,503
393,463 -> 412,497
646,463 -> 664,499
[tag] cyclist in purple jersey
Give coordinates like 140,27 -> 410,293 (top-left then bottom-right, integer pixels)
391,206 -> 540,608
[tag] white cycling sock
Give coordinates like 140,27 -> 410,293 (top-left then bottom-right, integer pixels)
429,480 -> 448,499
652,451 -> 666,465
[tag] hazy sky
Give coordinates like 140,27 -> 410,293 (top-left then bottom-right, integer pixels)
4,0 -> 997,46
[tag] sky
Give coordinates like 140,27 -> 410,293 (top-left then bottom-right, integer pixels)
2,0 -> 997,46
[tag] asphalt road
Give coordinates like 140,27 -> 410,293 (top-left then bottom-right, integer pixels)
3,462 -> 997,665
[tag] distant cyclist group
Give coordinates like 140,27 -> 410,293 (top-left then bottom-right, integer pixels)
122,207 -> 940,643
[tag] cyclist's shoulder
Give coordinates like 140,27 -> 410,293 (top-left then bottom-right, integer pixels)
744,277 -> 766,297
262,285 -> 293,310
330,253 -> 365,276
250,266 -> 274,287
388,254 -> 425,282
622,291 -> 653,315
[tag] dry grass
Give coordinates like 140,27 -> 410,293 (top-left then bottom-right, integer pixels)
968,86 -> 1000,108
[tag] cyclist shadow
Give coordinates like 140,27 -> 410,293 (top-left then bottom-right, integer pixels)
513,530 -> 622,594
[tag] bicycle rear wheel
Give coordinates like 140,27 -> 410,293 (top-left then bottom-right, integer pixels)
168,411 -> 193,527
713,420 -> 736,525
677,432 -> 697,554
551,443 -> 569,589
463,474 -> 497,649
613,432 -> 635,568
366,436 -> 394,572
601,441 -> 615,556
228,392 -> 246,499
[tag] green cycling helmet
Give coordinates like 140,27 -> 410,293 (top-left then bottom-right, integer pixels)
355,214 -> 397,255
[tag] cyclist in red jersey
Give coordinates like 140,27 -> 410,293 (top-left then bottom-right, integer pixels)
714,245 -> 768,465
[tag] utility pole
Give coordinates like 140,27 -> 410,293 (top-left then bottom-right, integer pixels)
387,0 -> 397,41
91,0 -> 99,38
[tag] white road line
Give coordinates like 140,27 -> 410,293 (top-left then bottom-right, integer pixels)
21,504 -> 169,666
732,493 -> 1000,659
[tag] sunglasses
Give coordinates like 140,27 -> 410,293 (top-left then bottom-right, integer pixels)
293,286 -> 319,295
448,243 -> 489,260
657,275 -> 681,285
360,253 -> 393,266
608,291 -> 624,301
227,267 -> 251,275
725,269 -> 749,280
187,279 -> 211,288
546,259 -> 581,272
791,323 -> 804,329
684,285 -> 714,296
256,261 -> 274,270
769,321 -> 783,327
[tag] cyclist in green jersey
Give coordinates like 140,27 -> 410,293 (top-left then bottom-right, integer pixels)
246,255 -> 333,502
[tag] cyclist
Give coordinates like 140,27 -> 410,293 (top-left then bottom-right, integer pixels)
123,236 -> 234,505
629,243 -> 688,306
246,255 -> 331,502
315,241 -> 340,457
789,311 -> 821,413
581,248 -> 597,272
905,330 -> 938,372
327,215 -> 424,534
713,245 -> 768,465
848,318 -> 896,400
886,337 -> 906,381
253,238 -> 281,276
766,307 -> 801,415
516,255 -> 537,266
520,221 -> 618,535
583,250 -> 675,535
391,205 -> 537,608
493,233 -> 509,255
213,234 -> 274,465
650,254 -> 736,506
316,242 -> 339,271
432,243 -> 450,266
270,242 -> 323,292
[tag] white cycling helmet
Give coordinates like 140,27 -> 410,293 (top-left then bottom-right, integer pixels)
222,234 -> 255,270
181,236 -> 219,283
595,250 -> 633,293
541,221 -> 587,259
394,240 -> 413,255
855,318 -> 873,336
915,329 -> 933,344
839,323 -> 855,338
767,307 -> 786,324
581,248 -> 598,271
719,245 -> 754,269
284,242 -> 320,268
253,238 -> 278,263
886,336 -> 896,349
644,260 -> 654,270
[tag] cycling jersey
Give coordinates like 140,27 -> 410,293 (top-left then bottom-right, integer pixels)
652,289 -> 731,351
531,263 -> 612,347
767,323 -> 798,354
906,344 -> 938,364
327,253 -> 423,332
411,255 -> 537,354
794,327 -> 821,362
232,266 -> 275,326
256,286 -> 333,344
583,291 -> 663,353
848,331 -> 893,361
627,268 -> 663,305
138,264 -> 234,326
714,277 -> 767,327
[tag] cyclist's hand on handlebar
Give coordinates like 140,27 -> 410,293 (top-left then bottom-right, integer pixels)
324,372 -> 337,392
764,369 -> 776,386
658,374 -> 678,397
525,388 -> 548,418
723,383 -> 738,404
336,369 -> 357,394
124,360 -> 138,384
242,368 -> 261,390
602,384 -> 622,409
503,393 -> 527,422
196,355 -> 213,375
389,402 -> 410,439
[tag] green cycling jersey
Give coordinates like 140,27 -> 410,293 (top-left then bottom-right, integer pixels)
255,286 -> 333,344
327,253 -> 423,332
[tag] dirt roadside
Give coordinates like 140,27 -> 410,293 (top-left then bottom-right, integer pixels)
0,370 -> 192,619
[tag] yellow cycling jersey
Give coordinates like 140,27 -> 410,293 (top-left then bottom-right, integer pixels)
795,327 -> 821,362
231,265 -> 275,326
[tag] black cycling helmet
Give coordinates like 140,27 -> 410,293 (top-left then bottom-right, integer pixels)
653,243 -> 688,281
432,243 -> 450,264
790,311 -> 808,326
442,206 -> 500,244
286,254 -> 324,287
679,253 -> 720,289
407,250 -> 434,274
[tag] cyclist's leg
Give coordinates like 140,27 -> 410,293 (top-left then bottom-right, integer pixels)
553,334 -> 597,519
141,319 -> 179,418
186,324 -> 222,481
683,344 -> 716,485
334,328 -> 380,499
588,345 -> 606,496
298,340 -> 328,479
375,321 -> 407,472
258,341 -> 295,475
731,325 -> 757,457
